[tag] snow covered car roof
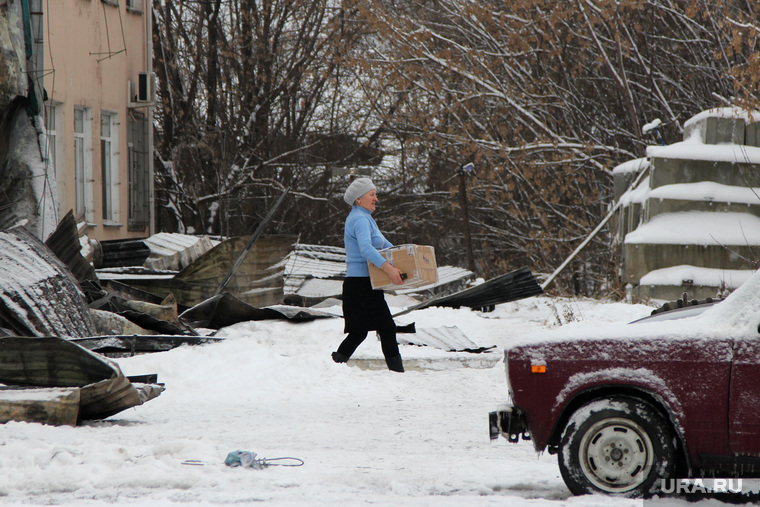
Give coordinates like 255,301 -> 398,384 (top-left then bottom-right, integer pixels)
510,268 -> 760,348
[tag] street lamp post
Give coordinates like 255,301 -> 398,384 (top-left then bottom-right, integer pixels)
459,163 -> 475,272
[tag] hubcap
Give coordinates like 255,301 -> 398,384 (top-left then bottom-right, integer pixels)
578,417 -> 655,493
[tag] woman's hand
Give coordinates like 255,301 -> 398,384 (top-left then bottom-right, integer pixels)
381,262 -> 404,285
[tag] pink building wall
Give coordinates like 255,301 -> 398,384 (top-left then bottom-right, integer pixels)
43,0 -> 154,240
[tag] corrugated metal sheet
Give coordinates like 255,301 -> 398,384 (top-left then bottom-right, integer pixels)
0,226 -> 96,337
97,238 -> 151,268
426,267 -> 542,308
283,244 -> 475,300
0,336 -> 163,423
392,265 -> 474,295
393,267 -> 542,317
44,209 -> 97,282
284,244 -> 347,279
142,233 -> 218,271
103,235 -> 297,308
398,326 -> 495,353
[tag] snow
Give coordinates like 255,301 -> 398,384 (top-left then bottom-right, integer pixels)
614,107 -> 760,290
612,157 -> 649,175
646,138 -> 760,163
618,175 -> 650,206
683,106 -> 760,128
644,107 -> 760,164
624,211 -> 760,245
642,118 -> 662,134
0,292 -> 678,507
3,272 -> 760,505
648,181 -> 760,204
0,388 -> 79,403
511,267 -> 760,350
639,265 -> 754,289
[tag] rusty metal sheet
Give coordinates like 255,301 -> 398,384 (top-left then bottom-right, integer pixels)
44,209 -> 97,282
0,336 -> 164,423
110,235 -> 297,308
0,226 -> 96,338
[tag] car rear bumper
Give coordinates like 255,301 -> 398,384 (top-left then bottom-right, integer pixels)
489,405 -> 530,443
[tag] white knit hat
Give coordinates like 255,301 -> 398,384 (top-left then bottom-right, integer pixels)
343,178 -> 376,205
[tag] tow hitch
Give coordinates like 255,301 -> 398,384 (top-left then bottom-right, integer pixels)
489,406 -> 530,443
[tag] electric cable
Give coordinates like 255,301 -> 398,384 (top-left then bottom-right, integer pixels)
181,451 -> 305,469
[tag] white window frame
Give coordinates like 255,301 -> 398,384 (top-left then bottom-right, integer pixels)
74,106 -> 94,223
43,103 -> 64,194
100,111 -> 120,225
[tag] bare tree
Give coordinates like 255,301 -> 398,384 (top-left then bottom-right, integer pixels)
153,0 -> 381,242
153,0 -> 760,295
356,0 -> 758,294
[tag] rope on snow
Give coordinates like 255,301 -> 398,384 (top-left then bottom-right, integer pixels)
181,450 -> 304,469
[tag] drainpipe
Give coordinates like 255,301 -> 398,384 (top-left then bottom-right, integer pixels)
21,0 -> 41,115
146,2 -> 155,235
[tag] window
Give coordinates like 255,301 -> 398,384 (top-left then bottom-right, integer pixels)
44,103 -> 66,214
43,104 -> 58,169
43,104 -> 65,181
74,108 -> 85,216
126,0 -> 143,12
101,112 -> 120,224
74,106 -> 94,223
128,111 -> 149,230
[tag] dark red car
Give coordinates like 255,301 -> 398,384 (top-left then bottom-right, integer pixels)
489,274 -> 760,497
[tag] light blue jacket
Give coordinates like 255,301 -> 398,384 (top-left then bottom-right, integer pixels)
344,206 -> 392,277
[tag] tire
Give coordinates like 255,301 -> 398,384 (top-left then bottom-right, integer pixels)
558,396 -> 675,498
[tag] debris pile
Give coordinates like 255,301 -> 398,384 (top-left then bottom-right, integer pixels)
0,202 -> 543,424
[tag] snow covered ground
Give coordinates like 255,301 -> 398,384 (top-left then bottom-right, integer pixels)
0,295 -> 734,506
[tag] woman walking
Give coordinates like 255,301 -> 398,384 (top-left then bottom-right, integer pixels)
331,178 -> 405,372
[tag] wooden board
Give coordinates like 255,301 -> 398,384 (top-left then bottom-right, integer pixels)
0,387 -> 80,426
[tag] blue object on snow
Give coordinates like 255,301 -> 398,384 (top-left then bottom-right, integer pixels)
224,450 -> 267,469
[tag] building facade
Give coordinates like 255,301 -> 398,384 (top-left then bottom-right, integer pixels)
42,0 -> 154,240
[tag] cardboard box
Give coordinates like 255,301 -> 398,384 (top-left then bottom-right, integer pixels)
368,244 -> 438,290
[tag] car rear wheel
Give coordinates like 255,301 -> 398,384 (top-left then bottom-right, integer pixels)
558,397 -> 675,497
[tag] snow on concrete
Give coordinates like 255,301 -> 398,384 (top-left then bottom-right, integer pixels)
648,181 -> 760,204
618,175 -> 650,206
639,265 -> 754,289
683,106 -> 760,128
612,157 -> 649,175
624,211 -> 760,245
646,138 -> 760,163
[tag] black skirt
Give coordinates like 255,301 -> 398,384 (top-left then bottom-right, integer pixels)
342,277 -> 395,333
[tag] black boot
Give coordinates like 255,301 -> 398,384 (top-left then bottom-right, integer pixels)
385,355 -> 404,372
332,351 -> 349,363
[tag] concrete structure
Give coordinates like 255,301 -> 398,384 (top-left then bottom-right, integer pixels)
42,0 -> 154,240
614,107 -> 760,301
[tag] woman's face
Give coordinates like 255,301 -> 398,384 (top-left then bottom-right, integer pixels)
355,190 -> 378,212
